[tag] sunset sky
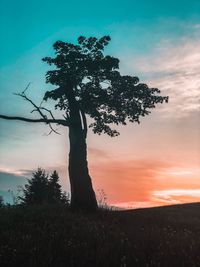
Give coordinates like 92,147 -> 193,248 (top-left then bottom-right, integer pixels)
0,0 -> 200,207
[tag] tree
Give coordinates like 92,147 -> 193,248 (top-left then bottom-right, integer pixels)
48,170 -> 68,204
20,168 -> 49,205
0,36 -> 168,211
20,168 -> 68,205
0,196 -> 4,207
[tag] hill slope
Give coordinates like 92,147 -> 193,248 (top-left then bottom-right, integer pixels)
1,203 -> 200,267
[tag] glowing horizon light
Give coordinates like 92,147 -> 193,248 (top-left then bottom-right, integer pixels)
111,201 -> 165,209
157,168 -> 198,177
166,170 -> 194,176
112,189 -> 200,209
0,166 -> 26,177
153,189 -> 200,198
167,170 -> 195,176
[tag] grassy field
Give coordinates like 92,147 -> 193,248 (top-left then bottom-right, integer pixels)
1,203 -> 200,266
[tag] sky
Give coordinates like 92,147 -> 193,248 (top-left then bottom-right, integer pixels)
0,0 -> 200,207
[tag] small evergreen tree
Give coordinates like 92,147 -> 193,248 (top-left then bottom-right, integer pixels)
20,168 -> 69,205
20,168 -> 49,205
0,196 -> 4,207
48,170 -> 62,203
48,171 -> 69,204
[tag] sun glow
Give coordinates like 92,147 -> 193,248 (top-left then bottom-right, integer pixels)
0,166 -> 25,177
154,189 -> 200,198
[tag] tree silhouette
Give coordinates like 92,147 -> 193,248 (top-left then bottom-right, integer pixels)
48,170 -> 68,204
20,168 -> 49,205
0,196 -> 4,207
0,36 -> 168,211
20,168 -> 68,205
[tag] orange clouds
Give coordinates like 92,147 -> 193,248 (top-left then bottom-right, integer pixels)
90,159 -> 169,203
88,154 -> 200,209
151,189 -> 200,208
1,149 -> 199,209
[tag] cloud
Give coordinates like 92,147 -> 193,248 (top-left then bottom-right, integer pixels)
88,147 -> 110,159
0,170 -> 27,190
91,159 -> 171,203
123,27 -> 200,118
152,189 -> 200,205
89,157 -> 200,208
17,165 -> 69,190
44,165 -> 69,190
0,165 -> 70,203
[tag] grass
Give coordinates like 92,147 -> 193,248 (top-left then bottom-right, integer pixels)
1,203 -> 200,266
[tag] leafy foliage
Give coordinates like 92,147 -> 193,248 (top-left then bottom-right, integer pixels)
43,36 -> 168,136
20,168 -> 69,205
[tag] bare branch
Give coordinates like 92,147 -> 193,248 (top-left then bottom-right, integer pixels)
38,107 -> 55,119
63,113 -> 70,120
39,99 -> 44,107
14,92 -> 47,119
12,86 -> 65,133
31,107 -> 55,119
44,129 -> 54,136
0,115 -> 69,126
0,84 -> 70,132
48,124 -> 61,135
22,82 -> 31,94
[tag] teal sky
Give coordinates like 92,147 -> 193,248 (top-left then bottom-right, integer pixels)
1,0 -> 200,66
0,0 -> 200,206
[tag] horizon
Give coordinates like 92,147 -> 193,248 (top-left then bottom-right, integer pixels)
0,0 -> 200,208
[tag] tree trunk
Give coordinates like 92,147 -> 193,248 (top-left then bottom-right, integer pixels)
68,126 -> 98,211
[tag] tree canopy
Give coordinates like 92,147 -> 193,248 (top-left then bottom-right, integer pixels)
42,36 -> 168,137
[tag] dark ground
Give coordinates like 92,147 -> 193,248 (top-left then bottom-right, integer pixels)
1,203 -> 200,267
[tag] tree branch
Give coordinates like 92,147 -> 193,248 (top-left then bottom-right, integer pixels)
47,124 -> 61,135
0,115 -> 69,126
11,86 -> 69,134
14,92 -> 47,119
